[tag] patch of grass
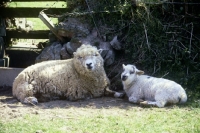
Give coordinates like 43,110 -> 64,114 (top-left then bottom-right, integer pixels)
8,2 -> 66,8
26,18 -> 58,30
1,106 -> 200,133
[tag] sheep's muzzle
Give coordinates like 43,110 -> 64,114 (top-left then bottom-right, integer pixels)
121,75 -> 128,81
86,63 -> 93,70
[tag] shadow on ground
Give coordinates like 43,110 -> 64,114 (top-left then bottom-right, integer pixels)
0,86 -> 133,109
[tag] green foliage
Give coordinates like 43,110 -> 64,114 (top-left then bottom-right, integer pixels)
126,4 -> 200,96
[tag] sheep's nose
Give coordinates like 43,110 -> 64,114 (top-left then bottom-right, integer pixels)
121,75 -> 128,81
86,63 -> 93,69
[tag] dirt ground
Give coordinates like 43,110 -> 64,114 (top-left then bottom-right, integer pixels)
0,86 -> 134,122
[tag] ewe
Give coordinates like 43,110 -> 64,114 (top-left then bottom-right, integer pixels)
121,64 -> 187,107
13,44 -> 115,104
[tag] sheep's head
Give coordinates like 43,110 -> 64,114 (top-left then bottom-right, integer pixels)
73,44 -> 104,75
121,64 -> 144,84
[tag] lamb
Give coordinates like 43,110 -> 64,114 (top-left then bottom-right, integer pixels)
121,64 -> 187,107
13,44 -> 117,104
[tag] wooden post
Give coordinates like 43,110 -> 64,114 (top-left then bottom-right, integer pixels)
38,11 -> 64,43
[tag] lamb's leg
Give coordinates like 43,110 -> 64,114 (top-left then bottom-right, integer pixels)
140,101 -> 156,106
114,92 -> 125,98
105,87 -> 125,98
129,96 -> 139,103
140,100 -> 166,107
154,93 -> 167,107
14,83 -> 38,105
156,101 -> 166,107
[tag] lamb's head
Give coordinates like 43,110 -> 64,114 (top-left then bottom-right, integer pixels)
121,64 -> 144,85
73,44 -> 104,75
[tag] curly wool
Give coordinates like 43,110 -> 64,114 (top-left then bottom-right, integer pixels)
13,44 -> 110,103
121,64 -> 187,107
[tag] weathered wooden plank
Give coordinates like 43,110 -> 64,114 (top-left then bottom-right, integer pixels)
6,29 -> 50,39
0,7 -> 68,18
39,11 -> 64,42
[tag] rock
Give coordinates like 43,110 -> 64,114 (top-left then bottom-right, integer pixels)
66,42 -> 74,55
57,29 -> 74,38
55,17 -> 91,38
99,49 -> 109,58
36,18 -> 118,67
66,42 -> 82,55
98,42 -> 115,66
35,42 -> 62,63
49,32 -> 57,43
110,36 -> 122,50
54,43 -> 62,60
69,32 -> 101,46
98,41 -> 111,50
104,49 -> 115,66
60,43 -> 71,59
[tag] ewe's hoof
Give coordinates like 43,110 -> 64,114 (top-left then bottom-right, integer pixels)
24,97 -> 38,105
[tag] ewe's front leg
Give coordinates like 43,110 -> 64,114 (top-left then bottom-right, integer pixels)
17,92 -> 38,105
23,97 -> 38,105
15,84 -> 38,105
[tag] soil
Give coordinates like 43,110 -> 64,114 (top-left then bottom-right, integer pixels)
0,86 -> 134,122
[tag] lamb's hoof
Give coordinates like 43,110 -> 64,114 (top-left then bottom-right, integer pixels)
24,97 -> 38,105
114,92 -> 125,98
140,101 -> 148,105
140,101 -> 155,107
138,99 -> 145,103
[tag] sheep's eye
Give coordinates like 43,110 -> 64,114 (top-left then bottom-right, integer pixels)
94,53 -> 99,56
78,56 -> 83,60
130,71 -> 134,74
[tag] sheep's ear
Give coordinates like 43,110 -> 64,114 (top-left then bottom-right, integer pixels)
122,64 -> 125,68
98,49 -> 103,54
73,52 -> 76,56
136,70 -> 144,75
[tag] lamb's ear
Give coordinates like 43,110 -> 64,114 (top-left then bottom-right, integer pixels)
122,64 -> 125,68
136,70 -> 144,75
